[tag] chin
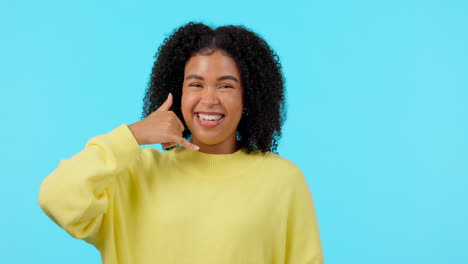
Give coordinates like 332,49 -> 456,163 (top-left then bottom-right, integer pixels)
191,133 -> 226,145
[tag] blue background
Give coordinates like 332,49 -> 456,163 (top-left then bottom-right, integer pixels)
1,0 -> 467,263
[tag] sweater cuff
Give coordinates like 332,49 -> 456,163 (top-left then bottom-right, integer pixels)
86,123 -> 142,169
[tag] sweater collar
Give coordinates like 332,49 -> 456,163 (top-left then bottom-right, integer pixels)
171,146 -> 263,180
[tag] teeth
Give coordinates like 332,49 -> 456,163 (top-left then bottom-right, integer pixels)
198,113 -> 223,121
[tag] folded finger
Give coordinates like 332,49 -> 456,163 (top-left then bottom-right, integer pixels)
162,142 -> 178,150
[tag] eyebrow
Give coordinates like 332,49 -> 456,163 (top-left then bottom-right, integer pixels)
185,74 -> 239,83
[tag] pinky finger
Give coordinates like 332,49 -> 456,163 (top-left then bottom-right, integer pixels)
178,138 -> 200,151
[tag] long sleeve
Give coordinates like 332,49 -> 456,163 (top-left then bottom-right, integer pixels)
284,168 -> 325,264
38,123 -> 142,246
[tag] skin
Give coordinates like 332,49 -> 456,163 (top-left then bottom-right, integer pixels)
128,49 -> 244,155
181,49 -> 244,154
128,93 -> 199,150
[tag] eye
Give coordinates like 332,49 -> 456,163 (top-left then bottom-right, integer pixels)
189,83 -> 202,88
220,84 -> 233,89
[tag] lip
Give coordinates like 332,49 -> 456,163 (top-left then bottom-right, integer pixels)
195,111 -> 225,115
194,112 -> 225,128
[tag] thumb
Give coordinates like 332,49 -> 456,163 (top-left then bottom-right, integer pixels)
156,93 -> 173,112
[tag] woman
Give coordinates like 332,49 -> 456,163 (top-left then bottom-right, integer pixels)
38,22 -> 324,264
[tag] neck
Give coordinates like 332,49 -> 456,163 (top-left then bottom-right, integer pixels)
191,137 -> 240,155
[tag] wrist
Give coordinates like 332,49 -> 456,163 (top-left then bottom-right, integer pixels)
128,123 -> 145,146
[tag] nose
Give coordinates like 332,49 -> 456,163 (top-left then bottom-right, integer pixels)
200,88 -> 219,106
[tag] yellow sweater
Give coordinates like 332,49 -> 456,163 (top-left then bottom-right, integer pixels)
38,124 -> 324,264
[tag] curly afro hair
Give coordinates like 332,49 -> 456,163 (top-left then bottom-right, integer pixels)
142,21 -> 286,154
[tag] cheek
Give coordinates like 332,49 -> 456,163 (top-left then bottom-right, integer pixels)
181,92 -> 194,114
181,97 -> 192,122
224,95 -> 243,117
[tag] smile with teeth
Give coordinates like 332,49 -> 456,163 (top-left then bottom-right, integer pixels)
196,113 -> 225,122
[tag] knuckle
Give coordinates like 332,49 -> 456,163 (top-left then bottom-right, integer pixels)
170,111 -> 179,119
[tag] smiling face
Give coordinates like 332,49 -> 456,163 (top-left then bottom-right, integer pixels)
181,49 -> 244,154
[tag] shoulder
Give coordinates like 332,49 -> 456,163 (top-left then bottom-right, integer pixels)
260,152 -> 303,172
256,151 -> 305,183
127,146 -> 170,175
